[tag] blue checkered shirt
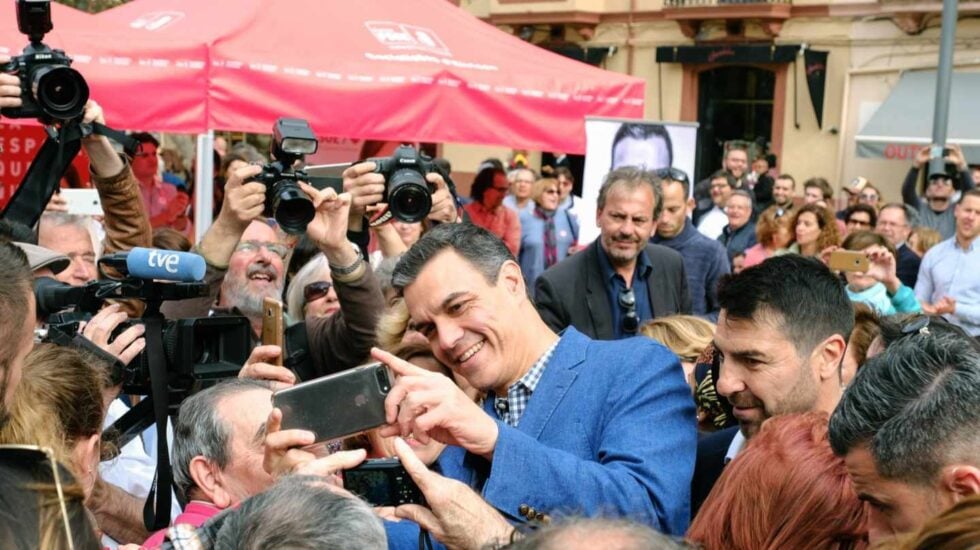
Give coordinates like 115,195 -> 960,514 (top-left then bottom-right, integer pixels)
493,339 -> 559,427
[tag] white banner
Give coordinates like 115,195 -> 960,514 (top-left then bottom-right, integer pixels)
580,118 -> 698,243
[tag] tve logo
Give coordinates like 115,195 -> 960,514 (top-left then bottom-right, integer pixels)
129,11 -> 185,32
147,249 -> 180,274
365,21 -> 451,57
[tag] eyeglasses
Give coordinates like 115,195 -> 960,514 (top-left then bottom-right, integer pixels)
859,194 -> 879,201
543,189 -> 559,195
654,167 -> 690,185
303,281 -> 333,304
0,444 -> 75,550
847,219 -> 872,227
235,240 -> 288,259
619,287 -> 639,334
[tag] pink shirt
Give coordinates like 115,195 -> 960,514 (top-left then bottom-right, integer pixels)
464,201 -> 521,256
139,176 -> 179,228
142,501 -> 222,548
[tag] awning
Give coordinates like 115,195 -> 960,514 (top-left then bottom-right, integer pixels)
856,70 -> 980,163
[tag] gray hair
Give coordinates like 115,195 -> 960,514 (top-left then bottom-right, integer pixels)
213,475 -> 386,550
829,332 -> 980,484
728,189 -> 754,207
596,167 -> 664,220
285,254 -> 329,321
171,378 -> 272,501
391,222 -> 513,291
38,211 -> 103,258
504,517 -> 690,550
879,202 -> 920,229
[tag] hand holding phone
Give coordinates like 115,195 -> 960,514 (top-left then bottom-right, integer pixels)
261,297 -> 284,366
828,250 -> 870,273
342,458 -> 425,507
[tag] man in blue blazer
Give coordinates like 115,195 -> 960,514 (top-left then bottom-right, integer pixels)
376,223 -> 696,536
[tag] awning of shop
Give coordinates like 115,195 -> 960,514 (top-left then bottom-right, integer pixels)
856,70 -> 980,163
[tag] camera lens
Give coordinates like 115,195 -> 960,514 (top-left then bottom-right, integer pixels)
271,179 -> 315,235
32,65 -> 89,120
388,168 -> 432,223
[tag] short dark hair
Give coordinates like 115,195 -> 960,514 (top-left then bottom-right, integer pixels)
470,166 -> 506,203
555,166 -> 574,184
776,173 -> 796,187
128,131 -> 159,150
804,177 -> 834,200
611,123 -> 674,169
710,170 -> 736,190
958,188 -> 980,205
841,230 -> 894,257
392,223 -> 514,292
717,255 -> 853,357
843,204 -> 878,228
829,333 -> 980,484
596,166 -> 664,220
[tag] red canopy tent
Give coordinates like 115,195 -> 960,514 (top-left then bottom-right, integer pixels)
91,0 -> 645,154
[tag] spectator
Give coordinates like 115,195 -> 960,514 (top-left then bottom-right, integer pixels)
368,219 -> 421,269
639,315 -> 715,391
285,254 -> 340,322
842,303 -> 880,387
731,251 -> 746,274
742,205 -> 793,268
504,168 -> 536,215
695,170 -> 735,239
771,174 -> 797,212
691,255 -> 852,517
518,178 -> 579,296
784,203 -> 841,258
875,203 -> 921,288
555,166 -> 585,222
859,182 -> 882,212
839,176 -> 873,218
915,189 -> 980,336
610,122 -> 673,171
829,332 -> 980,543
688,413 -> 868,550
803,177 -> 834,205
651,169 -> 730,321
152,227 -> 192,252
839,231 -> 921,316
718,190 -> 757,259
844,203 -> 878,236
908,226 -> 942,258
746,153 -> 774,214
159,147 -> 189,189
536,167 -> 691,340
693,147 -> 749,216
902,144 -> 976,239
212,475 -> 386,550
129,132 -> 189,231
380,222 -> 696,533
36,213 -> 100,286
464,166 -> 522,256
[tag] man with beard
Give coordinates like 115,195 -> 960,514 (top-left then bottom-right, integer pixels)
162,164 -> 384,378
690,255 -> 853,517
771,174 -> 797,212
535,167 -> 690,340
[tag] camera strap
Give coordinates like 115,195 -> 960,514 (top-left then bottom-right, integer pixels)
141,313 -> 175,531
1,121 -> 138,228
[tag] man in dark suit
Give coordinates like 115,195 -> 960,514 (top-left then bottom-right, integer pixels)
875,203 -> 921,289
690,255 -> 853,519
534,167 -> 691,340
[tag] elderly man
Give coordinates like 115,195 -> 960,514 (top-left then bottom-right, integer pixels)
718,190 -> 756,259
377,223 -> 696,534
875,203 -> 921,288
829,332 -> 980,544
535,167 -> 690,340
692,255 -> 853,516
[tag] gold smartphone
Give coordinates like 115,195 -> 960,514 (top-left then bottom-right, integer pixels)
261,297 -> 284,366
828,250 -> 870,273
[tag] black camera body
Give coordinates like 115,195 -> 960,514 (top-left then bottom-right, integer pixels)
372,145 -> 438,223
249,118 -> 319,235
342,458 -> 425,507
1,0 -> 89,122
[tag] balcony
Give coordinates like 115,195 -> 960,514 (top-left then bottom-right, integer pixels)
662,0 -> 792,39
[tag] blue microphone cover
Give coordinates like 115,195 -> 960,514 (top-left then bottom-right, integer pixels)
125,247 -> 207,282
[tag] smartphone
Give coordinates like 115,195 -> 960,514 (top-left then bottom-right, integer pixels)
59,189 -> 104,216
829,250 -> 870,272
272,362 -> 392,444
342,458 -> 425,507
261,297 -> 284,366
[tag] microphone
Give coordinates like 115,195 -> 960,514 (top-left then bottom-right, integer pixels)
124,248 -> 207,282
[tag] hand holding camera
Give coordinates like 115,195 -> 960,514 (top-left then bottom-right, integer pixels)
374,347 -> 499,460
219,164 -> 267,230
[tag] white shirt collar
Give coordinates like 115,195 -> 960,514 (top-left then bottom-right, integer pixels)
724,430 -> 747,463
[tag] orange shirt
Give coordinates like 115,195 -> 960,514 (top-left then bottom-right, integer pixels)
463,201 -> 521,256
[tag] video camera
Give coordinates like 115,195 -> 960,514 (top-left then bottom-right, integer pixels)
0,0 -> 89,122
40,248 -> 251,396
250,118 -> 319,235
371,145 -> 441,223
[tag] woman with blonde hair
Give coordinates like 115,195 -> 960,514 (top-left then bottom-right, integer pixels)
639,315 -> 714,389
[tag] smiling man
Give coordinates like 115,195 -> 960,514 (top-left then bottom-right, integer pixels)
381,222 -> 696,534
535,167 -> 690,340
690,255 -> 853,516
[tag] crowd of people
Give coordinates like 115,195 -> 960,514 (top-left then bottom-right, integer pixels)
1,68 -> 979,550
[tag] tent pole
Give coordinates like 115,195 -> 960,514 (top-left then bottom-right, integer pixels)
928,0 -> 958,177
194,131 -> 215,246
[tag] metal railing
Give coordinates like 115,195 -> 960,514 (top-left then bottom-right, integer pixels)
664,0 -> 791,6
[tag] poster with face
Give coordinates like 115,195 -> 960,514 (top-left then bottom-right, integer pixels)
579,118 -> 698,243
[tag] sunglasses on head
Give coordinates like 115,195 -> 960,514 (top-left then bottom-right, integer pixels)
303,281 -> 333,304
654,167 -> 690,185
619,287 -> 639,334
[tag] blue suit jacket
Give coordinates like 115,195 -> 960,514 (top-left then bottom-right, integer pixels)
437,327 -> 697,535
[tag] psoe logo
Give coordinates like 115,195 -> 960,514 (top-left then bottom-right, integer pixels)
129,11 -> 185,32
365,21 -> 451,57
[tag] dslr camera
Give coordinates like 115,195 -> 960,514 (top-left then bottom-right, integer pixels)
250,118 -> 319,235
372,145 -> 440,223
1,0 -> 89,122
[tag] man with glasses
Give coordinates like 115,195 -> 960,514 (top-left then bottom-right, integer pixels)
651,169 -> 730,321
875,203 -> 921,288
902,144 -> 976,240
692,255 -> 853,517
535,167 -> 690,340
162,163 -> 384,379
695,171 -> 735,240
129,132 -> 189,230
843,204 -> 877,236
